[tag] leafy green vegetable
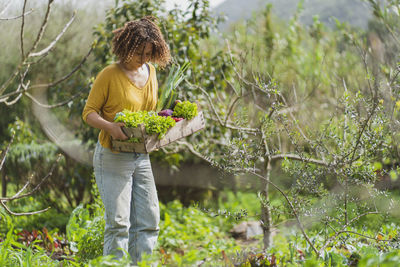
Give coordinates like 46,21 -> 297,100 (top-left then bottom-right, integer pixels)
114,110 -> 148,128
172,101 -> 198,120
114,110 -> 176,140
157,62 -> 190,111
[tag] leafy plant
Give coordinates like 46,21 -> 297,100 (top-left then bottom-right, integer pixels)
114,110 -> 176,139
16,227 -> 67,255
157,62 -> 190,111
144,112 -> 177,139
172,101 -> 198,120
66,177 -> 105,262
0,225 -> 64,266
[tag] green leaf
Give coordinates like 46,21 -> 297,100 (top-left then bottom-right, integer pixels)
373,162 -> 382,171
390,170 -> 398,181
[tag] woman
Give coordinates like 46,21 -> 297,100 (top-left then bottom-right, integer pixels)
82,16 -> 170,263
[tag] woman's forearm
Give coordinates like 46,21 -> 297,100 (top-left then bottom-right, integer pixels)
86,112 -> 128,140
86,112 -> 113,132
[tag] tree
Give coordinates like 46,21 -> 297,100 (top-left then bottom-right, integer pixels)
0,0 -> 93,215
177,0 -> 400,255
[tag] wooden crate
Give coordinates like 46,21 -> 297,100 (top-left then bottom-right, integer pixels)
111,111 -> 205,153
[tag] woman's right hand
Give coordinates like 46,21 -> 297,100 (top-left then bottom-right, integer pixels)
107,122 -> 129,140
85,112 -> 128,140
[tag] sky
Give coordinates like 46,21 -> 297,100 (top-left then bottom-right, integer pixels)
0,0 -> 227,12
165,0 -> 226,9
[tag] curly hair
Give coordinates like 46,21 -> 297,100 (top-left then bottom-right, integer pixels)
112,16 -> 171,68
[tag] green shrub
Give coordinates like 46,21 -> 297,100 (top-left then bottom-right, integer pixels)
155,200 -> 240,265
66,178 -> 105,262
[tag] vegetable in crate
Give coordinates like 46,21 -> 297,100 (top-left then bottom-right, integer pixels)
171,117 -> 183,122
114,110 -> 148,128
171,99 -> 181,110
157,109 -> 173,117
157,63 -> 190,111
114,109 -> 176,140
157,108 -> 183,122
144,113 -> 176,139
172,101 -> 198,120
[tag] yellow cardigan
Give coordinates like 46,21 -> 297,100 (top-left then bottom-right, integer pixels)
82,63 -> 158,149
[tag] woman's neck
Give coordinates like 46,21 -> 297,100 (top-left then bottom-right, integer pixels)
118,61 -> 145,73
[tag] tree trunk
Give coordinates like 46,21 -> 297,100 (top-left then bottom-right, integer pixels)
261,159 -> 272,249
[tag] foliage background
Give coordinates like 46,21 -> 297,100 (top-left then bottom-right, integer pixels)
1,0 -> 400,266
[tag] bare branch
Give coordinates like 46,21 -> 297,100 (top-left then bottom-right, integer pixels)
280,96 -> 312,143
0,132 -> 15,171
226,39 -> 280,98
0,147 -> 61,216
0,3 -> 78,98
26,0 -> 54,57
326,222 -> 338,233
0,155 -> 61,215
319,211 -> 379,254
176,140 -> 215,164
205,115 -> 260,134
226,39 -> 312,144
0,154 -> 62,202
29,46 -> 93,89
25,89 -> 84,109
20,0 -> 28,60
249,170 -> 320,256
225,39 -> 243,85
261,126 -> 271,158
176,140 -> 260,173
28,11 -> 75,58
12,178 -> 31,199
276,105 -> 300,115
0,9 -> 33,21
211,80 -> 225,104
0,201 -> 50,216
0,68 -> 20,95
336,230 -> 393,242
0,47 -> 93,103
224,94 -> 244,126
342,101 -> 378,163
270,153 -> 329,166
356,42 -> 374,97
187,80 -> 260,134
4,93 -> 23,105
3,71 -> 30,105
221,69 -> 241,97
187,80 -> 223,122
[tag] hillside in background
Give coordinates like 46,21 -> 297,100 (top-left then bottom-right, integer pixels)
214,0 -> 373,30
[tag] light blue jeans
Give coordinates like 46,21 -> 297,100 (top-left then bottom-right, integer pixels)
93,142 -> 160,264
